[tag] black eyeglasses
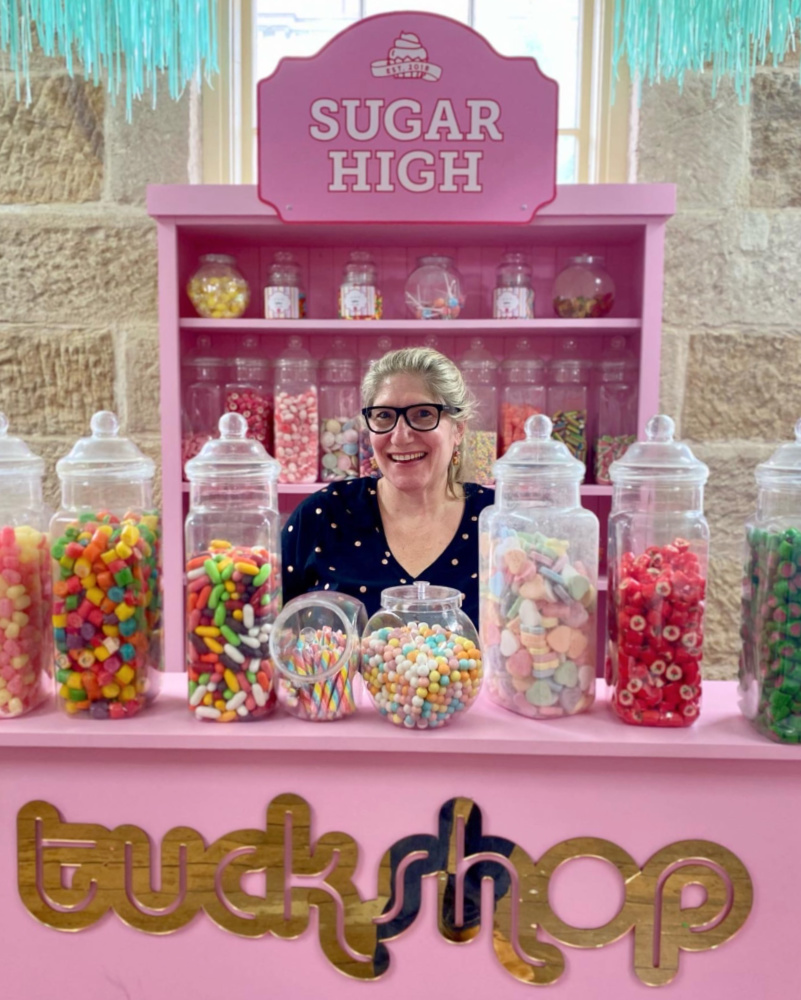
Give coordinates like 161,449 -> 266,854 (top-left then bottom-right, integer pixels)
361,403 -> 461,434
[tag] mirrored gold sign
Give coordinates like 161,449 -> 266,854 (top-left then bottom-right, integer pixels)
17,796 -> 752,986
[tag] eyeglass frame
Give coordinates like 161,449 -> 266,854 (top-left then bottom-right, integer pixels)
361,402 -> 463,434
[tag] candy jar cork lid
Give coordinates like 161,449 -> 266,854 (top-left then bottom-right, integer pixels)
0,413 -> 45,479
494,413 -> 585,484
57,411 -> 154,482
755,419 -> 801,488
609,414 -> 709,486
185,412 -> 280,485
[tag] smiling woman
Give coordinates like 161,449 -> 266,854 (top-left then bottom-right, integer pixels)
281,348 -> 495,622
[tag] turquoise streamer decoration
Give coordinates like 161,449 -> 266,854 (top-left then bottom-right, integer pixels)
613,0 -> 801,101
0,1 -> 218,116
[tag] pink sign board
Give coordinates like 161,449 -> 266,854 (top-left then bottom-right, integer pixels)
257,11 -> 558,224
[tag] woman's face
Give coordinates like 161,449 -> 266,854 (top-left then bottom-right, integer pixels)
369,373 -> 463,495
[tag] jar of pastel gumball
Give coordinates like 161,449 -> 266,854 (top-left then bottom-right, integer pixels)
607,415 -> 709,728
184,412 -> 282,723
404,255 -> 465,320
499,339 -> 547,458
552,254 -> 615,319
51,412 -> 162,719
224,335 -> 273,454
739,420 -> 801,743
358,335 -> 393,478
0,414 -> 52,718
479,414 -> 599,721
187,253 -> 251,319
270,592 -> 367,721
361,581 -> 483,729
460,337 -> 498,486
273,336 -> 318,484
319,339 -> 360,481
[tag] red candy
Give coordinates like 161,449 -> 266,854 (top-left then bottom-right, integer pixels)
607,538 -> 706,727
225,388 -> 274,453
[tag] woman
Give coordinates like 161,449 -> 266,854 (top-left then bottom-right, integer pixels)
281,347 -> 493,623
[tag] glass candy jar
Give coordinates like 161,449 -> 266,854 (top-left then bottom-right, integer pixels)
339,251 -> 382,320
405,255 -> 465,320
595,336 -> 637,484
460,337 -> 498,485
181,338 -> 228,471
270,592 -> 366,721
264,251 -> 304,320
553,254 -> 615,319
493,252 -> 535,319
359,335 -> 393,478
361,582 -> 483,729
499,339 -> 548,457
739,420 -> 801,743
185,413 -> 281,722
607,415 -> 709,728
549,339 -> 591,466
274,336 -> 318,484
225,336 -> 273,453
480,414 -> 598,719
187,254 -> 250,319
319,339 -> 360,481
0,415 -> 51,718
51,412 -> 162,718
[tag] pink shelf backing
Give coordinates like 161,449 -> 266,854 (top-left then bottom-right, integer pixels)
0,674 -> 795,762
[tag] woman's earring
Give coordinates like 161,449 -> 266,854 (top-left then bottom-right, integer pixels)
370,456 -> 378,471
452,448 -> 460,467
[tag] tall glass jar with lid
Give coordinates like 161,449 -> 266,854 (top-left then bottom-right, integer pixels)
319,338 -> 360,481
549,338 -> 591,467
185,412 -> 281,722
181,335 -> 228,471
359,335 -> 393,478
607,415 -> 709,727
339,251 -> 382,320
264,251 -> 305,319
594,336 -> 637,484
0,414 -> 51,718
460,337 -> 498,485
224,335 -> 273,454
499,338 -> 548,456
274,336 -> 318,484
493,252 -> 535,319
51,412 -> 162,718
739,420 -> 801,743
361,582 -> 483,729
480,414 -> 598,719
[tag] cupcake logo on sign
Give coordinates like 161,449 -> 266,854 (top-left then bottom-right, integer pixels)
371,31 -> 442,81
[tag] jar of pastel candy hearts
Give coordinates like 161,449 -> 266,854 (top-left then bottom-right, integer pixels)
479,414 -> 599,720
361,581 -> 483,729
319,339 -> 360,482
607,415 -> 709,728
185,413 -> 282,723
274,336 -> 318,484
270,592 -> 367,721
0,414 -> 51,718
739,419 -> 801,743
51,412 -> 162,719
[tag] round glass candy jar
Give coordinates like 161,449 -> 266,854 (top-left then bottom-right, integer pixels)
51,412 -> 162,718
339,251 -> 382,320
0,415 -> 51,718
274,336 -> 318,484
184,413 -> 281,722
319,340 -> 360,481
480,414 -> 598,719
187,253 -> 250,319
361,582 -> 483,729
739,420 -> 801,743
607,415 -> 709,727
264,251 -> 304,319
493,252 -> 535,319
270,592 -> 367,721
552,254 -> 615,319
404,255 -> 465,320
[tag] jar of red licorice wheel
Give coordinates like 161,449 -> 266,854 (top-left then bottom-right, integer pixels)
270,592 -> 366,721
184,413 -> 281,723
606,415 -> 710,727
0,414 -> 51,718
51,412 -> 162,718
224,335 -> 273,454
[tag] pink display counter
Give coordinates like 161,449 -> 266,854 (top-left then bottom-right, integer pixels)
2,675 -> 798,999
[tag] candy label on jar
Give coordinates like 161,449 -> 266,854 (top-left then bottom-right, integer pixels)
265,285 -> 304,319
338,284 -> 381,319
493,287 -> 534,319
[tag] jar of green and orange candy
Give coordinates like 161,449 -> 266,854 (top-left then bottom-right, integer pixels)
50,412 -> 162,718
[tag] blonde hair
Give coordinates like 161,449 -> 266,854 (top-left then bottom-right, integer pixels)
361,347 -> 476,495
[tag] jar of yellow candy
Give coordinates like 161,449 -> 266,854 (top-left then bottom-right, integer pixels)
187,254 -> 251,319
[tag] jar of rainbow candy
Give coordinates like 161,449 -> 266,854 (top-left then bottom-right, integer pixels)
185,412 -> 281,722
51,412 -> 162,718
0,414 -> 51,718
270,592 -> 366,721
361,582 -> 483,729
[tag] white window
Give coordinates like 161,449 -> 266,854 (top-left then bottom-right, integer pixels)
203,0 -> 629,185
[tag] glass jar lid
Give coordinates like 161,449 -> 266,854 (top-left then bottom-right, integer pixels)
460,337 -> 498,372
185,412 -> 280,483
231,335 -> 271,373
500,338 -> 546,374
599,335 -> 636,379
609,414 -> 709,486
274,335 -> 316,373
269,594 -> 357,683
321,337 -> 358,380
0,413 -> 44,479
550,337 -> 592,379
200,253 -> 237,266
756,419 -> 801,488
569,253 -> 605,266
57,411 -> 155,482
381,580 -> 463,613
344,250 -> 377,280
494,413 -> 585,484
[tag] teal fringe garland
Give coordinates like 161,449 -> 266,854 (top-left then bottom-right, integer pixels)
0,0 -> 218,117
613,0 -> 801,101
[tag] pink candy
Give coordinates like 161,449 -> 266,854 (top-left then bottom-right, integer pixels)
275,388 -> 319,483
